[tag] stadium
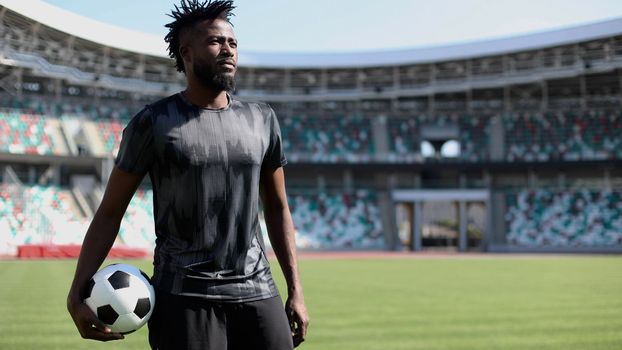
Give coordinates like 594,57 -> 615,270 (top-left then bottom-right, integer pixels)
1,0 -> 621,256
0,1 -> 621,349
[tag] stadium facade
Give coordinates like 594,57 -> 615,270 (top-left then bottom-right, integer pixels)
0,0 -> 621,255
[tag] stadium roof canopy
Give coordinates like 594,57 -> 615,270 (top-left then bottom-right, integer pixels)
3,0 -> 622,68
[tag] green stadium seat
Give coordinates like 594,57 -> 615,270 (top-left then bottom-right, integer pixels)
505,188 -> 622,246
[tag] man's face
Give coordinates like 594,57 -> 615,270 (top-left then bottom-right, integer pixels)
183,18 -> 238,91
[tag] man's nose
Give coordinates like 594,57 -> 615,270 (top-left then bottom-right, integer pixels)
221,43 -> 235,56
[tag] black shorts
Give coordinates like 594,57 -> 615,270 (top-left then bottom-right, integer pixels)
148,290 -> 293,350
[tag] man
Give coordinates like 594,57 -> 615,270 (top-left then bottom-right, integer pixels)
66,1 -> 309,349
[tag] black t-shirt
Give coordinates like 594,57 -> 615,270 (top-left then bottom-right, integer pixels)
115,92 -> 286,302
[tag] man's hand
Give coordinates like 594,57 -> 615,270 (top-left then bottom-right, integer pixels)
285,292 -> 309,347
67,296 -> 124,342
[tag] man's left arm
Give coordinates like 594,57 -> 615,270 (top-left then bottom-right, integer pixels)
259,166 -> 309,347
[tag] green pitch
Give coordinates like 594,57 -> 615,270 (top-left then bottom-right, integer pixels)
1,255 -> 621,350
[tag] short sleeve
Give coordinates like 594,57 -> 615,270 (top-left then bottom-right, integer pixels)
114,106 -> 155,176
261,107 -> 287,172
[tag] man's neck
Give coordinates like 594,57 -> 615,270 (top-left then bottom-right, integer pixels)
183,80 -> 229,109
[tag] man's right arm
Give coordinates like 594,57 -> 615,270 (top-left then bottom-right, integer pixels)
66,166 -> 144,341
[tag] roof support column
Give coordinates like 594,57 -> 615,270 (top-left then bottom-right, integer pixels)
459,200 -> 467,252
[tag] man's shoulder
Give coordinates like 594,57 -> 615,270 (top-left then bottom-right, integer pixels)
231,98 -> 274,116
129,93 -> 183,123
145,93 -> 180,113
125,94 -> 180,129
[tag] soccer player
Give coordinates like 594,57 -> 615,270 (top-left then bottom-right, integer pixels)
66,1 -> 309,349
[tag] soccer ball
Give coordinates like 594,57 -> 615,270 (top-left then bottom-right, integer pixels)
84,264 -> 156,334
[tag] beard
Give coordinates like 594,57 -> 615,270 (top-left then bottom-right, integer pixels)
193,60 -> 236,92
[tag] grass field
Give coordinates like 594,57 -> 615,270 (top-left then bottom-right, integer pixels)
1,255 -> 621,350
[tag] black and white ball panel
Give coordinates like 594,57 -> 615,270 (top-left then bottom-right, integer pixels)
108,270 -> 131,290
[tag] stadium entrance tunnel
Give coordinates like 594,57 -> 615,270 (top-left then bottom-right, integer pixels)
392,189 -> 490,252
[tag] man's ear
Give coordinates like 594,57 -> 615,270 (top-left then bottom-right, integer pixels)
179,45 -> 192,66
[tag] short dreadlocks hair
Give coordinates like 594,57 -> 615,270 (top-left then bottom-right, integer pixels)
165,0 -> 236,73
